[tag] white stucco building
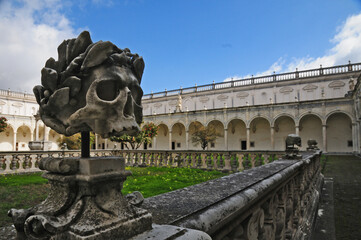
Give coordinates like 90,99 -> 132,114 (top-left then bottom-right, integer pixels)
1,62 -> 360,153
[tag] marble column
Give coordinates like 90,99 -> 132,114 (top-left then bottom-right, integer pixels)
270,127 -> 275,150
322,125 -> 327,152
105,138 -> 108,149
43,126 -> 49,141
95,134 -> 98,150
352,123 -> 357,153
153,137 -> 157,150
246,128 -> 250,150
224,128 -> 228,150
295,125 -> 299,135
13,131 -> 17,151
185,131 -> 189,150
169,131 -> 172,150
35,120 -> 39,141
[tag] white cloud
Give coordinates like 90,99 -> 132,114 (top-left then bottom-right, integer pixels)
0,0 -> 76,93
225,12 -> 361,81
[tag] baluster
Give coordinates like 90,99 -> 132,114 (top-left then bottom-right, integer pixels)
285,180 -> 295,239
12,154 -> 18,170
166,152 -> 171,167
260,195 -> 277,240
30,155 -> 38,170
217,153 -> 224,170
150,153 -> 155,166
236,153 -> 244,172
223,153 -> 231,172
176,153 -> 182,168
4,155 -> 12,173
158,153 -> 163,166
250,153 -> 257,167
133,152 -> 139,166
275,187 -> 287,239
17,155 -> 25,172
126,152 -> 132,166
206,153 -> 213,170
255,153 -> 263,167
186,153 -> 192,167
144,152 -> 150,166
244,208 -> 265,239
243,154 -> 251,170
0,154 -> 5,171
162,152 -> 167,166
263,153 -> 270,164
139,152 -> 146,167
196,153 -> 203,169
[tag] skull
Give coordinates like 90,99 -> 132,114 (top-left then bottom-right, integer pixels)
33,31 -> 144,138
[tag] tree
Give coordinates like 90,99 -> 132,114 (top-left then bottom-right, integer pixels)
110,122 -> 158,150
191,125 -> 220,150
57,132 -> 95,150
0,117 -> 8,133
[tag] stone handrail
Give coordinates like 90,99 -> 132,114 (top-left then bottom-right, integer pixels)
142,151 -> 323,239
0,149 -> 284,175
0,89 -> 36,100
142,62 -> 361,99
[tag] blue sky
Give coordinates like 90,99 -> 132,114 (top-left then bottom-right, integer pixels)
1,0 -> 361,94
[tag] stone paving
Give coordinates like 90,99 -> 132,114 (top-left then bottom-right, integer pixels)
322,154 -> 361,240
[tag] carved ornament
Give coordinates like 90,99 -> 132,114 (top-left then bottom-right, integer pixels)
328,80 -> 345,89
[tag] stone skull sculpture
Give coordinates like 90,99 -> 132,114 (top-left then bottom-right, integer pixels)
33,31 -> 144,138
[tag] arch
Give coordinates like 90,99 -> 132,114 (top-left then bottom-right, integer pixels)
299,114 -> 323,151
325,110 -> 354,124
298,112 -> 324,126
171,122 -> 186,150
170,120 -> 186,131
157,123 -> 169,150
249,117 -> 271,150
248,115 -> 271,128
207,120 -> 225,150
227,119 -> 247,150
326,112 -> 353,152
271,113 -> 296,127
15,124 -> 33,134
226,117 -> 247,127
274,115 -> 296,150
0,125 -> 14,151
16,125 -> 32,151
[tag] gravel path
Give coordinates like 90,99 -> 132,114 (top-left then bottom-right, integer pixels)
323,154 -> 361,240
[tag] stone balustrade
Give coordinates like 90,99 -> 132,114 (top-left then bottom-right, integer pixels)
142,151 -> 323,240
3,149 -> 323,239
0,150 -> 284,175
142,61 -> 361,99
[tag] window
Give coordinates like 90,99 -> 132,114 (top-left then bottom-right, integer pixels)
210,142 -> 215,148
177,143 -> 181,148
250,141 -> 255,148
241,141 -> 247,150
348,140 -> 353,147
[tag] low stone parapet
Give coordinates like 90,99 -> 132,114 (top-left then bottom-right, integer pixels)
0,150 -> 284,175
143,151 -> 323,239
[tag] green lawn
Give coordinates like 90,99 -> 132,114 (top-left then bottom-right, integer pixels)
0,167 -> 228,227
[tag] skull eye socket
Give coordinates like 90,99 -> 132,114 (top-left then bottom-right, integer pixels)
96,80 -> 121,101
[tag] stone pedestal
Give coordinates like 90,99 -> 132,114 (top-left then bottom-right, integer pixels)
8,156 -> 210,240
8,157 -> 152,240
28,141 -> 52,151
